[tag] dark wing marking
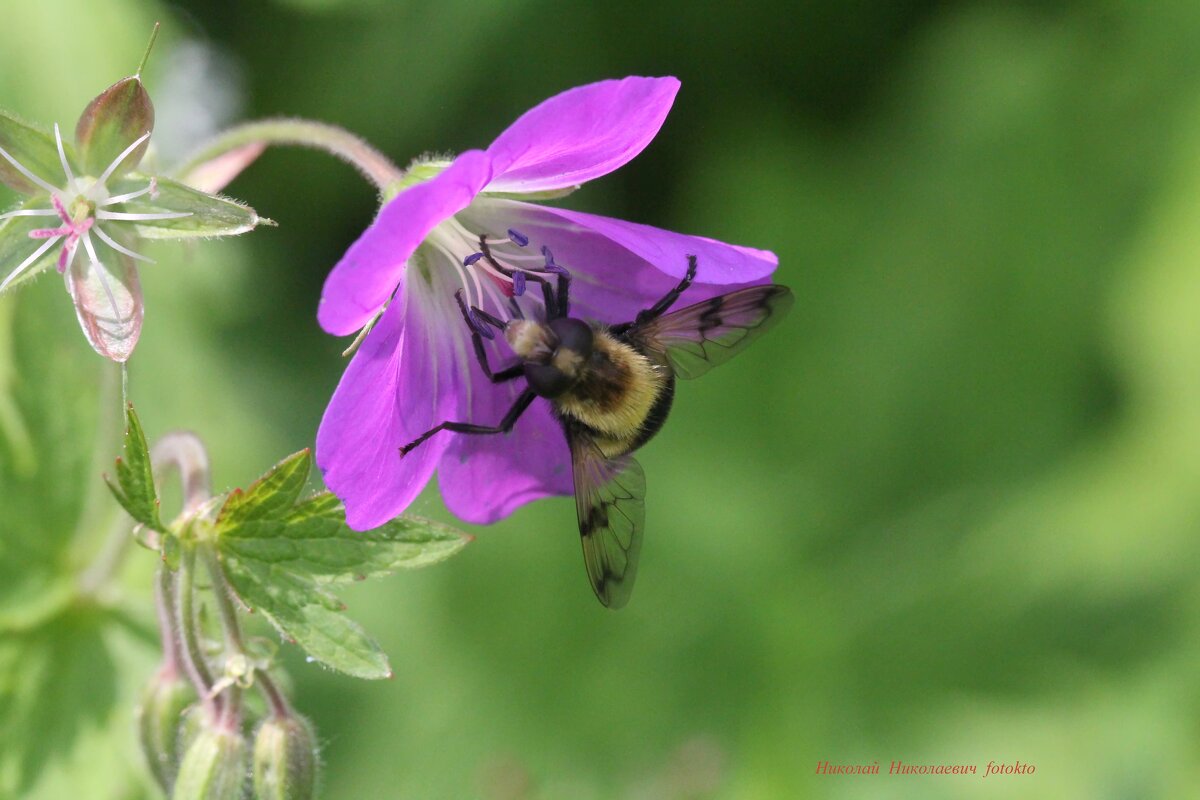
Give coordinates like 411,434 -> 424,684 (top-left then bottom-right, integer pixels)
630,285 -> 793,380
569,433 -> 646,609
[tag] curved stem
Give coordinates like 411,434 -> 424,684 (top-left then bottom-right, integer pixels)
174,118 -> 403,192
151,432 -> 212,515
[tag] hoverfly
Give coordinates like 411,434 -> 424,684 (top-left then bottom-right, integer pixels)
400,243 -> 793,608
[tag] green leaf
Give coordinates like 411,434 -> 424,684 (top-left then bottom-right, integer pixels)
212,450 -> 471,678
218,449 -> 311,525
74,76 -> 153,179
0,110 -> 66,195
104,403 -> 164,533
108,174 -> 264,239
224,493 -> 471,583
219,557 -> 390,679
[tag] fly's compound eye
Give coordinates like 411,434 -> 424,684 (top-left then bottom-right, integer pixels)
524,362 -> 573,397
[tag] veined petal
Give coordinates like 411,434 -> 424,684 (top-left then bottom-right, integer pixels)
67,234 -> 143,362
318,150 -> 493,336
438,366 -> 573,525
484,77 -> 680,195
462,199 -> 777,324
316,283 -> 461,531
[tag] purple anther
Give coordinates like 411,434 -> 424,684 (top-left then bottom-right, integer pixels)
541,245 -> 556,267
463,252 -> 484,266
507,228 -> 530,247
468,308 -> 496,340
511,270 -> 527,296
543,262 -> 568,275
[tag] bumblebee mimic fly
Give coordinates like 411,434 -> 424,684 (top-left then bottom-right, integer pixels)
399,248 -> 793,608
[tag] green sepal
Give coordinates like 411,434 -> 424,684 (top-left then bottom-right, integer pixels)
74,77 -> 153,179
172,727 -> 247,800
104,403 -> 165,533
135,665 -> 195,794
212,450 -> 471,678
0,111 -> 67,194
0,198 -> 59,294
107,174 -> 264,239
252,714 -> 319,800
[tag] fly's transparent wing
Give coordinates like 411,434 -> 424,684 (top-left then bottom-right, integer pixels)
569,434 -> 646,609
631,285 -> 793,379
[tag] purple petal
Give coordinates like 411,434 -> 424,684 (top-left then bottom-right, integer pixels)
484,77 -> 680,195
461,199 -> 778,324
438,371 -> 573,525
318,150 -> 493,336
316,291 -> 460,531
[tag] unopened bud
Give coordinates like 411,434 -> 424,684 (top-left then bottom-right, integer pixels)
135,665 -> 195,793
172,725 -> 247,800
252,714 -> 319,800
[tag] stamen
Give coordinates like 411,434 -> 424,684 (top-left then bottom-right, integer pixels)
100,181 -> 156,206
467,307 -> 496,340
507,228 -> 529,247
511,270 -> 526,297
96,131 -> 151,186
95,210 -> 191,222
0,143 -> 59,195
0,235 -> 60,292
463,252 -> 484,266
0,208 -> 58,221
53,124 -> 75,187
82,232 -> 122,320
92,225 -> 154,263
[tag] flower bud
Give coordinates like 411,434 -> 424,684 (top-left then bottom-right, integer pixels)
172,725 -> 247,800
135,666 -> 196,793
252,714 -> 319,800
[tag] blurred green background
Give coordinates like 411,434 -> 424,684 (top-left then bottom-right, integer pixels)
5,0 -> 1200,798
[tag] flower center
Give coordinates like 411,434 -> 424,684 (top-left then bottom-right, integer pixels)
426,216 -> 564,325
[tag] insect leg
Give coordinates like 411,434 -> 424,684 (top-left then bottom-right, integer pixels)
453,291 -> 524,384
399,389 -> 538,456
635,254 -> 698,325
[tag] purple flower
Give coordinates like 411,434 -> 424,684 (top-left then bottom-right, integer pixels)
317,77 -> 778,530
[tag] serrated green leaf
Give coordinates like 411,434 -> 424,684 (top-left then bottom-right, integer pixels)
107,174 -> 262,239
0,111 -> 66,195
222,492 -> 471,584
74,76 -> 153,179
217,449 -> 312,526
212,452 -> 470,677
219,555 -> 390,679
104,404 -> 164,532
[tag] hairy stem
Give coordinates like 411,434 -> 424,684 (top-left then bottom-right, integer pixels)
200,544 -> 292,718
174,117 -> 403,192
179,545 -> 220,719
154,560 -> 183,672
